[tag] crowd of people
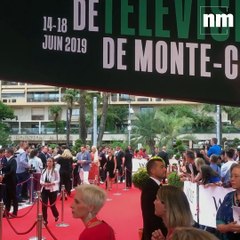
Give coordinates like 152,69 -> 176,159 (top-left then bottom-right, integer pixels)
1,138 -> 240,239
0,142 -> 133,220
139,137 -> 240,240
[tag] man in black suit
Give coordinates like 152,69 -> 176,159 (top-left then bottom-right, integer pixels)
158,146 -> 169,167
115,146 -> 125,183
38,146 -> 50,168
0,148 -> 18,217
141,158 -> 167,240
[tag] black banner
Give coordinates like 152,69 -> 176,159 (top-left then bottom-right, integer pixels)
0,0 -> 240,106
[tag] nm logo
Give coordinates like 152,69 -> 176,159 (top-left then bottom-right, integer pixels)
200,6 -> 234,35
203,13 -> 234,28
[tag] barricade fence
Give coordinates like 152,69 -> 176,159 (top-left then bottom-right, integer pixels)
183,181 -> 233,228
0,184 -> 68,240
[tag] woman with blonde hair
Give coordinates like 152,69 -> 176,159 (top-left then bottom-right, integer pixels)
151,185 -> 193,240
191,157 -> 206,182
56,148 -> 73,197
103,148 -> 117,190
172,227 -> 218,240
71,184 -> 115,240
88,146 -> 100,184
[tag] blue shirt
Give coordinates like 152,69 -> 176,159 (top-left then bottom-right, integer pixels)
16,149 -> 29,173
207,144 -> 221,157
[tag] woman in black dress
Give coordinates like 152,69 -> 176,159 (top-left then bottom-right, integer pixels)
56,149 -> 73,197
104,148 -> 116,190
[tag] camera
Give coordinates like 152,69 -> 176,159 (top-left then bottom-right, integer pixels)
28,164 -> 36,174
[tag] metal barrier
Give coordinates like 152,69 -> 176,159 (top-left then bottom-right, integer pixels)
56,185 -> 69,228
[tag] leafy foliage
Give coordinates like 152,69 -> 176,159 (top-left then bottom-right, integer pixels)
131,111 -> 159,151
223,106 -> 240,125
0,102 -> 15,146
167,172 -> 184,188
105,105 -> 128,132
132,167 -> 149,190
0,101 -> 15,121
72,139 -> 83,155
0,122 -> 11,146
46,120 -> 66,133
108,141 -> 127,150
155,110 -> 193,146
159,105 -> 196,118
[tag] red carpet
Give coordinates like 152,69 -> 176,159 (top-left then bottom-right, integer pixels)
2,184 -> 142,240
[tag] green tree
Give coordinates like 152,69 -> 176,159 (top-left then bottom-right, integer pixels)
78,90 -> 87,144
63,89 -> 79,147
72,139 -> 83,155
0,101 -> 15,121
155,110 -> 193,147
131,111 -> 159,152
223,106 -> 240,126
105,105 -> 128,132
97,92 -> 110,146
0,123 -> 11,146
202,104 -> 216,113
190,113 -> 215,132
49,105 -> 62,143
159,105 -> 215,133
159,105 -> 195,118
132,107 -> 193,152
0,101 -> 15,146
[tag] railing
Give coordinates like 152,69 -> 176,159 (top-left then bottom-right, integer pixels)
9,128 -> 127,135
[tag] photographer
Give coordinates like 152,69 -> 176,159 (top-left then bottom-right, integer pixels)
201,138 -> 221,164
40,157 -> 59,225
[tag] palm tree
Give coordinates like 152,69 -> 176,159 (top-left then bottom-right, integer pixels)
105,105 -> 129,132
97,92 -> 110,146
223,106 -> 240,126
131,111 -> 159,152
49,105 -> 62,144
63,89 -> 79,147
132,110 -> 193,152
78,90 -> 87,144
154,110 -> 193,147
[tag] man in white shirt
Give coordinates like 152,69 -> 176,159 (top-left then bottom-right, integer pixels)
221,148 -> 236,187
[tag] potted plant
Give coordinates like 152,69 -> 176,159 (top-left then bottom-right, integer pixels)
167,171 -> 184,188
132,167 -> 149,190
132,167 -> 149,239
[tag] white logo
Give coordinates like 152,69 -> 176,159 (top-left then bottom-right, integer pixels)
203,13 -> 234,28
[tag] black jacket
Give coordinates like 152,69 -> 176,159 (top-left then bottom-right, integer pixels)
141,177 -> 167,240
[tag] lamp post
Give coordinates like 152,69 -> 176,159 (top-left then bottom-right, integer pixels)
66,108 -> 71,148
216,105 -> 222,145
93,97 -> 97,146
127,100 -> 133,145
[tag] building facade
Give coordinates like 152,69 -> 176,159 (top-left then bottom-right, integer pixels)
0,80 -> 235,146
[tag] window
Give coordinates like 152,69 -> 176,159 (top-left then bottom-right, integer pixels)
111,94 -> 118,102
140,107 -> 154,114
32,108 -> 44,120
27,92 -> 59,102
137,97 -> 149,102
72,109 -> 80,117
1,88 -> 25,98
